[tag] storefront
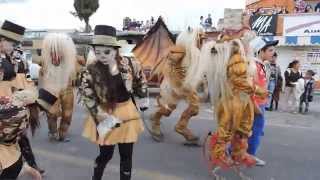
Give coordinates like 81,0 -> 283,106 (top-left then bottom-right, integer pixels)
274,14 -> 320,84
248,13 -> 320,89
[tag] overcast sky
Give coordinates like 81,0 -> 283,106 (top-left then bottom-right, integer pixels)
0,0 -> 245,31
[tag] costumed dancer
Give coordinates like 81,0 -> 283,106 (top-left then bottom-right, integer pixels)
196,9 -> 268,169
37,33 -> 77,142
79,25 -> 144,180
0,20 -> 42,180
149,28 -> 204,145
118,40 -> 149,110
11,40 -> 45,175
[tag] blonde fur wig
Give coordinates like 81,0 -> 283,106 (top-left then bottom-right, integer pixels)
86,49 -> 97,66
175,28 -> 204,88
197,38 -> 256,106
41,33 -> 76,95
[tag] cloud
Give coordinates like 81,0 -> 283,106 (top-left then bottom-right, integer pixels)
0,0 -> 28,3
0,0 -> 245,31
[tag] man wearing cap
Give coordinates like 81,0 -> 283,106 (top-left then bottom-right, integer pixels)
0,20 -> 42,179
79,25 -> 144,180
265,52 -> 282,111
248,37 -> 279,166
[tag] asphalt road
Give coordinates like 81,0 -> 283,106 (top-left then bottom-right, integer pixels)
19,98 -> 320,180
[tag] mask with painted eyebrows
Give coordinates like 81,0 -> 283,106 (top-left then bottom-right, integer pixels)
94,46 -> 117,65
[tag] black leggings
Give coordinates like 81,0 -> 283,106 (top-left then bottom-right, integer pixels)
93,143 -> 134,180
0,156 -> 23,180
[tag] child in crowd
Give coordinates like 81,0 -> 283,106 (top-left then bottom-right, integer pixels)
299,70 -> 316,114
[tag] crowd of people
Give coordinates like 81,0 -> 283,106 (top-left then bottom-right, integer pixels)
246,0 -> 320,16
294,0 -> 320,13
122,16 -> 155,32
263,54 -> 316,114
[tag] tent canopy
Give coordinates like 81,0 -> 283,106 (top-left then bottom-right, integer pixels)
133,17 -> 175,70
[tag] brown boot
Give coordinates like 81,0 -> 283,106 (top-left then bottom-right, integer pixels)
175,104 -> 199,144
175,125 -> 199,144
231,133 -> 256,167
149,112 -> 164,142
210,133 -> 233,169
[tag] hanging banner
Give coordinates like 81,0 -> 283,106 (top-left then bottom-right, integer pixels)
250,15 -> 278,36
283,15 -> 320,36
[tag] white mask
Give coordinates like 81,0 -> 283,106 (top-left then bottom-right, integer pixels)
94,46 -> 119,75
0,40 -> 14,55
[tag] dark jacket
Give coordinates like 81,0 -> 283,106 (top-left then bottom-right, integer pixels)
315,3 -> 320,12
301,78 -> 315,102
284,68 -> 302,87
0,55 -> 16,81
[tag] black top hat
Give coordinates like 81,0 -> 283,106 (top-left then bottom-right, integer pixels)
0,20 -> 26,42
90,25 -> 120,47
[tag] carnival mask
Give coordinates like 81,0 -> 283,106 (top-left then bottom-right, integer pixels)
0,39 -> 14,55
50,51 -> 62,66
94,46 -> 117,65
12,49 -> 22,62
94,46 -> 119,75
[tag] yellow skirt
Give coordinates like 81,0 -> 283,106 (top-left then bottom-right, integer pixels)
82,100 -> 144,145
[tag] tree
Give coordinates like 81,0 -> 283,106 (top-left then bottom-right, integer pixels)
71,0 -> 99,33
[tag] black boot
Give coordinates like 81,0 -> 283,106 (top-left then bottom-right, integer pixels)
275,101 -> 278,111
120,163 -> 132,180
92,148 -> 113,180
92,161 -> 107,180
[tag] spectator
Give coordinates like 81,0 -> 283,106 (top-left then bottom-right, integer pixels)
280,6 -> 289,14
123,17 -> 131,31
200,16 -> 205,28
305,4 -> 314,13
295,0 -> 307,13
205,14 -> 213,27
247,38 -> 278,166
265,52 -> 283,111
145,20 -> 151,30
299,70 -> 316,114
275,6 -> 282,14
272,6 -> 280,14
282,60 -> 303,113
252,8 -> 260,15
151,16 -> 155,25
315,1 -> 320,12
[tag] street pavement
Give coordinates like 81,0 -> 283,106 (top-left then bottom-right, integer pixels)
19,98 -> 320,180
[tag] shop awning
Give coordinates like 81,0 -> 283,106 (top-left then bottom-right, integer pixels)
272,36 -> 320,46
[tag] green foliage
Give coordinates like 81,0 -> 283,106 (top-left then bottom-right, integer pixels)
72,0 -> 99,32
